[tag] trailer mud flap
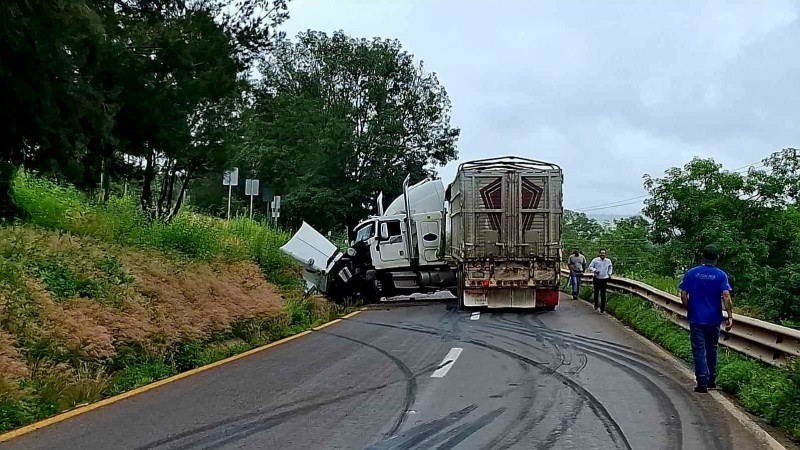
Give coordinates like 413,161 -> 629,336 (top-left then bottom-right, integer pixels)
280,222 -> 342,294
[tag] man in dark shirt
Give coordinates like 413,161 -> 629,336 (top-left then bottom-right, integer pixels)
678,245 -> 734,393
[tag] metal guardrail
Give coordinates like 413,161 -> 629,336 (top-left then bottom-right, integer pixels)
560,269 -> 800,367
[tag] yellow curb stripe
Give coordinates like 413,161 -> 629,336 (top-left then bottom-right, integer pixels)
0,310 -> 363,443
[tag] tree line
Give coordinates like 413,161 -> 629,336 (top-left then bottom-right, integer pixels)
0,1 -> 459,233
563,148 -> 800,326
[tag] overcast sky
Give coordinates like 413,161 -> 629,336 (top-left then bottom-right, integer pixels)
279,0 -> 800,215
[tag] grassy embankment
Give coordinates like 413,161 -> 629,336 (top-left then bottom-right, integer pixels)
0,174 -> 348,432
571,280 -> 800,440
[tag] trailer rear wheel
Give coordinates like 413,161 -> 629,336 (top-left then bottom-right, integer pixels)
456,264 -> 471,310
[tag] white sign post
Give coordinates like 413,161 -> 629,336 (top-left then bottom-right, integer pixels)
245,179 -> 260,219
272,195 -> 281,223
223,168 -> 239,220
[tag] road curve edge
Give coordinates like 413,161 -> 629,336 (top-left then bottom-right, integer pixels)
0,309 -> 363,444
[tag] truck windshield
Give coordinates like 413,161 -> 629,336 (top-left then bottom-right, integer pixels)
355,222 -> 374,243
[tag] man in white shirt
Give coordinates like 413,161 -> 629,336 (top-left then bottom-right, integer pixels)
589,249 -> 613,313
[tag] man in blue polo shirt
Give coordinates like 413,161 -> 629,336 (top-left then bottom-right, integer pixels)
678,245 -> 734,393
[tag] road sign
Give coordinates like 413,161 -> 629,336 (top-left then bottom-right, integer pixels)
245,179 -> 260,219
223,168 -> 239,186
224,168 -> 239,220
245,179 -> 260,196
271,195 -> 281,220
262,188 -> 274,203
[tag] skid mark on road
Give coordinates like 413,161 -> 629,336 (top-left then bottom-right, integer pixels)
431,348 -> 463,378
538,396 -> 588,450
483,330 -> 684,450
352,318 -> 633,450
131,351 -> 441,449
319,331 -> 418,437
365,405 -> 477,450
433,407 -> 507,450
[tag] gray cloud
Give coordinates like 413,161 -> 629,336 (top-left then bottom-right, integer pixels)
279,0 -> 800,214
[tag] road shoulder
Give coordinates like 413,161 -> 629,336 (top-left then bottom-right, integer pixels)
575,297 -> 794,450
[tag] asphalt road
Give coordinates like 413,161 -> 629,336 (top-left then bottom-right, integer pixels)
2,294 -> 768,450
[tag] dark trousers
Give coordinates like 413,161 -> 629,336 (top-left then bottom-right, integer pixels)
593,278 -> 608,312
690,323 -> 720,387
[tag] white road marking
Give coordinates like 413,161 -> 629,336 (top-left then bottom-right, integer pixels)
431,347 -> 463,378
470,312 -> 480,321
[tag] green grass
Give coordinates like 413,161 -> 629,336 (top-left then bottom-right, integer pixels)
12,172 -> 299,289
576,287 -> 800,440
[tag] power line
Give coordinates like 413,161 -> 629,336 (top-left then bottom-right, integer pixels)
573,160 -> 768,213
574,194 -> 648,212
578,199 -> 645,212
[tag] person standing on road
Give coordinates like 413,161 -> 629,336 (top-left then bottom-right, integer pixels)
567,248 -> 587,300
678,245 -> 734,393
589,249 -> 613,313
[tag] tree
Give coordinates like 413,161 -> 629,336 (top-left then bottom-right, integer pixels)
562,210 -> 603,243
243,30 -> 460,233
642,154 -> 800,322
0,0 -> 110,217
114,0 -> 289,221
0,0 -> 290,221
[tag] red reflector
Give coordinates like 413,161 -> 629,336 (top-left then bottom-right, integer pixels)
482,280 -> 490,288
536,289 -> 559,305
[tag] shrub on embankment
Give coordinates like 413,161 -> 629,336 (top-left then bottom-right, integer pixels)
576,287 -> 800,440
0,175 -> 341,432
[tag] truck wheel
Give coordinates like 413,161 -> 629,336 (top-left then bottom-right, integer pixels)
456,265 -> 469,310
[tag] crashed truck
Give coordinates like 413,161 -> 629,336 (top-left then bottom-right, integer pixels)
280,156 -> 564,309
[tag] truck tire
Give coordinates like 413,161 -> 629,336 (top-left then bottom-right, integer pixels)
456,264 -> 470,310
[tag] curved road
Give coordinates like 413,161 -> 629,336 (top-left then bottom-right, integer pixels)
3,295 -> 767,449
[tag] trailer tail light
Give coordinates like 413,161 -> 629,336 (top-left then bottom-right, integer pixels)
482,280 -> 490,288
536,289 -> 559,306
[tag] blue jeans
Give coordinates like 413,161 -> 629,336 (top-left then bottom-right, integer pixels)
570,271 -> 582,295
690,323 -> 720,387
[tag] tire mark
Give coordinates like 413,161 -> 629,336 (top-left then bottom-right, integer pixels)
132,363 -> 440,450
479,321 -> 647,362
474,363 -> 545,450
469,338 -> 632,450
319,331 -> 417,438
360,321 -> 632,450
484,388 -> 560,450
538,396 -> 588,450
365,405 -> 477,450
567,350 -> 588,376
485,314 -> 634,351
351,318 -> 632,449
434,407 -> 507,450
492,331 -> 684,450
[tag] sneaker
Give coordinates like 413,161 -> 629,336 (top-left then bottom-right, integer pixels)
708,380 -> 717,389
572,294 -> 578,300
694,385 -> 708,393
